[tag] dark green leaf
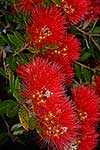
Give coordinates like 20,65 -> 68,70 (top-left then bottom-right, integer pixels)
93,27 -> 100,34
9,71 -> 21,102
79,52 -> 91,62
52,0 -> 61,6
44,0 -> 52,6
45,44 -> 59,49
75,65 -> 81,80
7,33 -> 23,50
29,117 -> 36,130
0,67 -> 6,78
0,100 -> 18,117
6,101 -> 18,117
6,55 -> 17,71
81,68 -> 91,82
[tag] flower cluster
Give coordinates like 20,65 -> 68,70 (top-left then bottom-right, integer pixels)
16,57 -> 99,150
15,0 -> 100,150
16,57 -> 78,149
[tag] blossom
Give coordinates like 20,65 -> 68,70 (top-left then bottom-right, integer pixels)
86,0 -> 100,21
78,128 -> 98,150
71,86 -> 99,127
16,57 -> 78,149
26,5 -> 66,49
36,97 -> 78,150
14,0 -> 43,14
40,52 -> 74,85
14,0 -> 34,14
61,0 -> 89,25
45,33 -> 80,63
16,57 -> 66,106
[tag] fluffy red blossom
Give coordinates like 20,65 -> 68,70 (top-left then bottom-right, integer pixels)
94,76 -> 100,96
14,0 -> 33,14
71,86 -> 99,127
86,0 -> 100,20
16,57 -> 66,106
41,53 -> 74,85
78,129 -> 98,150
26,5 -> 66,49
68,124 -> 98,150
36,97 -> 78,150
45,33 -> 80,63
14,0 -> 43,14
61,0 -> 89,25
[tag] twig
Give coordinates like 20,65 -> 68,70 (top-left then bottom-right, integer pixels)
75,61 -> 95,72
76,27 -> 100,51
13,44 -> 28,56
2,116 -> 15,142
89,36 -> 100,51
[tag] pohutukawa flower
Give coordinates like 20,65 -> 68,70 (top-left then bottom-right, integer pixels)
45,33 -> 80,63
68,125 -> 98,150
36,97 -> 78,150
61,0 -> 89,25
86,0 -> 100,21
78,128 -> 98,150
14,0 -> 34,14
16,57 -> 65,106
26,5 -> 66,49
71,86 -> 99,126
41,53 -> 74,85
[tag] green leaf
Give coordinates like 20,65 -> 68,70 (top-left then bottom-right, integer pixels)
75,65 -> 81,80
79,52 -> 91,62
36,125 -> 42,137
81,68 -> 91,82
29,117 -> 36,130
0,67 -> 6,78
12,129 -> 24,136
52,0 -> 61,6
11,123 -> 22,131
44,0 -> 52,6
9,71 -> 21,102
93,27 -> 100,34
13,31 -> 25,47
0,100 -> 18,117
6,55 -> 17,71
7,32 -> 25,51
6,102 -> 18,118
45,44 -> 59,49
7,34 -> 17,46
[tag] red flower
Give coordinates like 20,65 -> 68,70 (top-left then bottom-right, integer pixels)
14,0 -> 33,14
14,0 -> 43,14
40,52 -> 74,85
68,124 -> 98,150
45,33 -> 80,63
71,86 -> 99,126
86,0 -> 100,21
16,57 -> 66,105
78,129 -> 98,150
94,76 -> 100,96
61,0 -> 89,25
16,57 -> 78,149
36,97 -> 78,150
26,5 -> 66,49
